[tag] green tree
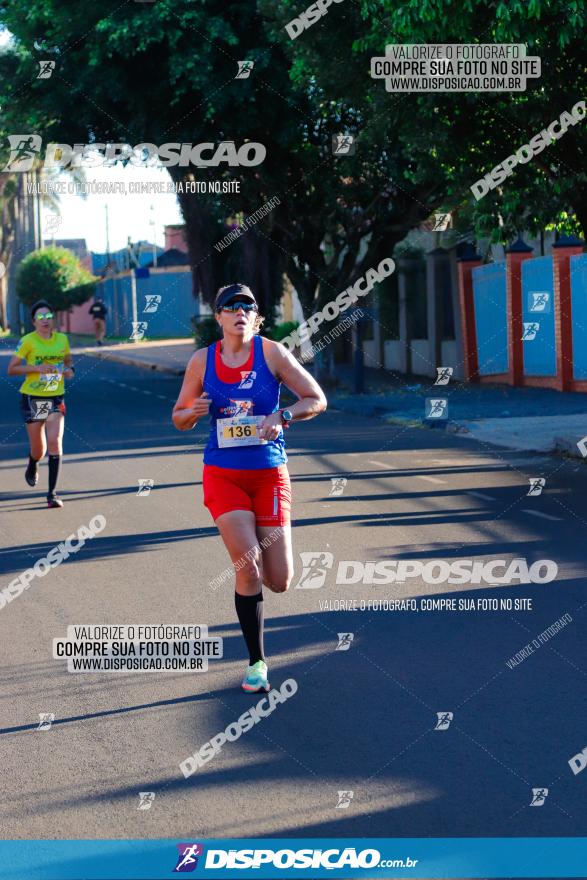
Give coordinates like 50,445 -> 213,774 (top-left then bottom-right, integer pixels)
2,0 -> 583,332
0,0 -> 447,320
349,0 -> 587,242
17,246 -> 98,312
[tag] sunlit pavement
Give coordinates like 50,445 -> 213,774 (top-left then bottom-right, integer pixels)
0,353 -> 585,839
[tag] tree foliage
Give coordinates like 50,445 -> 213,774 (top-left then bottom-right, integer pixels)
16,246 -> 98,311
1,0 -> 584,326
349,0 -> 587,241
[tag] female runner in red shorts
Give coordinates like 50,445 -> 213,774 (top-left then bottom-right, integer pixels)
173,283 -> 327,692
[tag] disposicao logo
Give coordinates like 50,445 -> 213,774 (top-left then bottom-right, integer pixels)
174,843 -> 204,872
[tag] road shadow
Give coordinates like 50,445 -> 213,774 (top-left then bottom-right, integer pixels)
1,579 -> 585,838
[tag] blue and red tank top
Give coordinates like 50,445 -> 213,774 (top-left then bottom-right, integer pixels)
202,335 -> 287,469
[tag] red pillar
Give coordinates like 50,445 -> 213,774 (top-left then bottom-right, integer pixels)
552,235 -> 585,391
457,249 -> 482,381
505,238 -> 533,386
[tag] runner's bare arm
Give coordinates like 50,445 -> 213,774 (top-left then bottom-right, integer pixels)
7,355 -> 52,376
264,339 -> 327,421
172,349 -> 210,431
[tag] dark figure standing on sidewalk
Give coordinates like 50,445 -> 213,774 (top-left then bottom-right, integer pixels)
89,299 -> 108,345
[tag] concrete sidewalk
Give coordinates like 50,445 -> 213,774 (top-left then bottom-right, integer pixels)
76,339 -> 587,460
1,336 -> 195,375
450,413 -> 587,456
328,383 -> 587,459
73,338 -> 194,376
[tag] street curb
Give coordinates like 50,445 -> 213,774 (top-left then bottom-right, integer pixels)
329,398 -> 456,431
382,415 -> 427,429
553,435 -> 587,461
84,351 -> 186,376
328,401 -> 587,460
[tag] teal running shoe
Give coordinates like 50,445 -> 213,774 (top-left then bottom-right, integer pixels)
242,659 -> 270,693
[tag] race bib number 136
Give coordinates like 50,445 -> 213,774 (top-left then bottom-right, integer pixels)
216,416 -> 268,448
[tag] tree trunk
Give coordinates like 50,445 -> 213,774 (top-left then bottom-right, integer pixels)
167,170 -> 217,306
240,229 -> 279,318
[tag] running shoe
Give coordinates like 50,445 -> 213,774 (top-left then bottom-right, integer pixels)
241,659 -> 270,693
47,494 -> 63,509
25,461 -> 38,487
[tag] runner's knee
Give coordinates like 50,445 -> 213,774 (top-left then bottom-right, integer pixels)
235,547 -> 262,588
31,438 -> 46,459
263,571 -> 292,593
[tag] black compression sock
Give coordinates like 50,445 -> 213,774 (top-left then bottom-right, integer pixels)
48,454 -> 61,496
234,591 -> 265,665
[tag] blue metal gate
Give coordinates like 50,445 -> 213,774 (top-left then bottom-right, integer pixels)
571,253 -> 587,380
521,256 -> 555,376
472,262 -> 508,375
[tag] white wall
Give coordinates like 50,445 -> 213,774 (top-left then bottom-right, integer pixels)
440,340 -> 458,375
410,340 -> 435,377
384,340 -> 403,371
363,339 -> 380,368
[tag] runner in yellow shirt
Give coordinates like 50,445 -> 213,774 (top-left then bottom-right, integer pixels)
7,300 -> 75,508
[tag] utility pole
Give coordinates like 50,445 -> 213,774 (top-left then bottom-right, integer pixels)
105,204 -> 111,268
150,204 -> 157,267
33,168 -> 42,250
7,170 -> 42,334
130,267 -> 138,343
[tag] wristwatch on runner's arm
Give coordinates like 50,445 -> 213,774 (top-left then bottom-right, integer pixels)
279,409 -> 293,428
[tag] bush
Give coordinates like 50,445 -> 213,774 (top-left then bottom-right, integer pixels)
193,316 -> 221,348
17,247 -> 98,312
267,321 -> 299,342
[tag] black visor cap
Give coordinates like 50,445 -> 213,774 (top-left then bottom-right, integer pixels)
214,285 -> 257,312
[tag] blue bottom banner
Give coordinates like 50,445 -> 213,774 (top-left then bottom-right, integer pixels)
0,838 -> 585,879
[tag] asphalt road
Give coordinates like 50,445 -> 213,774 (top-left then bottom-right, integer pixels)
0,352 -> 586,845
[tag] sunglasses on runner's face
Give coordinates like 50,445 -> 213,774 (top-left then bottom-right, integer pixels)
35,312 -> 54,320
220,301 -> 258,313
